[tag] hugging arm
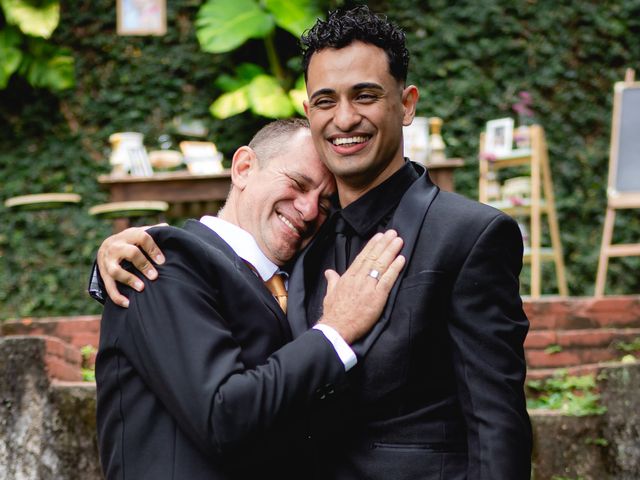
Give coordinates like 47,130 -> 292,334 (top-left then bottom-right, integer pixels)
99,227 -> 404,459
90,226 -> 166,307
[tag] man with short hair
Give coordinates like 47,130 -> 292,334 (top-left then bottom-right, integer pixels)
94,118 -> 405,479
96,6 -> 532,479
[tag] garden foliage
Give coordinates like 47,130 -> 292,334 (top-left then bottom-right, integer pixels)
1,0 -> 639,319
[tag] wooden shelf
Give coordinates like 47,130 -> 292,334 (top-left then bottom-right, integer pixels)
479,125 -> 567,298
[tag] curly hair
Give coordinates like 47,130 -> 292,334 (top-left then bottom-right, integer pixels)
301,5 -> 409,84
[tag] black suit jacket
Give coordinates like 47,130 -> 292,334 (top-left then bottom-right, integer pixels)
96,220 -> 345,479
288,165 -> 532,479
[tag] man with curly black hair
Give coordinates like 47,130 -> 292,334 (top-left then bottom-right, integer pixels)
292,6 -> 532,479
93,6 -> 532,479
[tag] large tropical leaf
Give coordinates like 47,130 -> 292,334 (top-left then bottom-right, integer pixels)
265,0 -> 322,37
214,62 -> 266,91
210,86 -> 251,119
0,28 -> 23,88
20,40 -> 74,90
247,74 -> 294,118
288,75 -> 307,116
196,0 -> 274,53
0,0 -> 60,39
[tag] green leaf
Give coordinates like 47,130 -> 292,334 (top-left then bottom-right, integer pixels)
0,0 -> 60,39
236,63 -> 265,81
196,0 -> 274,53
0,29 -> 23,88
20,41 -> 74,90
214,64 -> 264,92
210,86 -> 250,119
265,0 -> 322,37
288,76 -> 308,116
247,74 -> 294,118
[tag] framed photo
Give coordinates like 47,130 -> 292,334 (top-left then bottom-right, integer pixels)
484,118 -> 514,157
402,116 -> 429,165
117,0 -> 167,36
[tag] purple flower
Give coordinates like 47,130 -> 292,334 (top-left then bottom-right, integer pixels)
512,91 -> 535,122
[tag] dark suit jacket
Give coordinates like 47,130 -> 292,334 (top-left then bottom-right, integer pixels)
96,220 -> 345,479
288,165 -> 532,479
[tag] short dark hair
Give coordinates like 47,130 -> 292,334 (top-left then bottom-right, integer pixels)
301,6 -> 409,84
248,118 -> 310,166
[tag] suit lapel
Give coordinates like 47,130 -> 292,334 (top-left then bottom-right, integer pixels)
183,220 -> 290,335
350,167 -> 440,357
287,218 -> 335,338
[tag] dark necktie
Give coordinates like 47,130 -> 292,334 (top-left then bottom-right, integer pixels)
334,215 -> 351,274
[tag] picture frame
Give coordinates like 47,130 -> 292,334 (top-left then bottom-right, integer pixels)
484,117 -> 514,157
402,116 -> 430,165
117,0 -> 167,36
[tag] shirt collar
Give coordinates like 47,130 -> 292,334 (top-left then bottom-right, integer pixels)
338,160 -> 420,236
199,215 -> 278,281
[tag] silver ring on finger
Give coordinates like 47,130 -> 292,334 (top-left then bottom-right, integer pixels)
368,269 -> 381,280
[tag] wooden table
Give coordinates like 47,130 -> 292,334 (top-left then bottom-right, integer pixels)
98,170 -> 232,232
425,158 -> 465,192
98,160 -> 464,232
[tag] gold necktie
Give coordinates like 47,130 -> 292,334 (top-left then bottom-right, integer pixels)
264,273 -> 287,313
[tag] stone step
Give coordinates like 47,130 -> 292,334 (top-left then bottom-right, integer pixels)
1,315 -> 100,350
1,334 -> 84,382
525,327 -> 640,369
526,361 -> 621,381
523,296 -> 640,331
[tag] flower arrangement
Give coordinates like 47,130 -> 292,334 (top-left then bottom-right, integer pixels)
512,91 -> 535,149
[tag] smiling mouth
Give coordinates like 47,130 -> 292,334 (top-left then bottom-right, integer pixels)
278,213 -> 301,236
331,135 -> 370,147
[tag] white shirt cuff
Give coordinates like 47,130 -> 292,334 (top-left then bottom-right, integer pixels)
312,324 -> 357,371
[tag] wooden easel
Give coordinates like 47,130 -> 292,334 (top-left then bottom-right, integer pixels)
479,125 -> 568,298
595,69 -> 640,296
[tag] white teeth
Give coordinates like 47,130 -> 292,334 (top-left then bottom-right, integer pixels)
332,136 -> 368,146
278,214 -> 299,234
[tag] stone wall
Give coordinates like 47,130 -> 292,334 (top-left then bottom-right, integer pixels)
1,298 -> 640,479
0,336 -> 101,480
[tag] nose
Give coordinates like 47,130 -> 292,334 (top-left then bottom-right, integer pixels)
294,191 -> 319,223
333,100 -> 361,131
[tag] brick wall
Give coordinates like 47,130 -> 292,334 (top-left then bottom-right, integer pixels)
2,296 -> 640,381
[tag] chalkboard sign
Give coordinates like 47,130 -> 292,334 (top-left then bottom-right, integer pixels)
610,82 -> 640,193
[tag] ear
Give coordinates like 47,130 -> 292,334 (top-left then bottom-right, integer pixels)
230,146 -> 258,191
303,99 -> 310,118
401,85 -> 419,126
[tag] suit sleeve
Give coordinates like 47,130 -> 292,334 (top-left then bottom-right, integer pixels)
447,213 -> 532,479
104,237 -> 345,460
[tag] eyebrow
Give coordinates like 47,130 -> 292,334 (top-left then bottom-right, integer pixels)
287,172 -> 315,186
308,82 -> 385,101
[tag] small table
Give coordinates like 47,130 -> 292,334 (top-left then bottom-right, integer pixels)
425,158 -> 465,192
98,160 -> 464,232
97,170 -> 232,232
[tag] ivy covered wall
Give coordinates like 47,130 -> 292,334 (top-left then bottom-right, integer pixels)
1,0 -> 639,319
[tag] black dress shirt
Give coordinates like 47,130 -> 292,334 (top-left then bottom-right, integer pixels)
305,160 -> 420,325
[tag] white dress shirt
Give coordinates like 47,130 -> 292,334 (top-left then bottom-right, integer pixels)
200,215 -> 357,371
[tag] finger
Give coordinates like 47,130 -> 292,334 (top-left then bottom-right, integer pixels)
105,258 -> 145,292
124,244 -> 159,280
348,231 -> 390,274
376,255 -> 406,293
368,236 -> 404,274
355,230 -> 401,276
324,269 -> 340,296
128,229 -> 165,265
103,276 -> 130,308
